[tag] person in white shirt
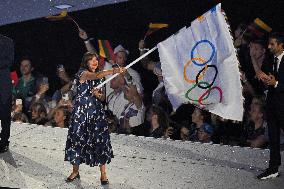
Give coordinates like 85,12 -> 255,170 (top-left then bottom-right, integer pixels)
107,72 -> 129,120
78,28 -> 143,97
107,71 -> 144,132
118,84 -> 145,134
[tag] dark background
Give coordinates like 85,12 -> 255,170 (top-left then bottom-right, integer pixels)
0,0 -> 283,95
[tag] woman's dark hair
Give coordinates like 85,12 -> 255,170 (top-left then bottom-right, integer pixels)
80,52 -> 99,71
151,105 -> 170,131
56,106 -> 70,128
12,112 -> 29,123
30,102 -> 47,118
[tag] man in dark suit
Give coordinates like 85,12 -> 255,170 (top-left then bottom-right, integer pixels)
0,34 -> 14,153
257,32 -> 284,179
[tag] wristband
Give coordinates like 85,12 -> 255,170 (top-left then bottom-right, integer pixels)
83,37 -> 93,43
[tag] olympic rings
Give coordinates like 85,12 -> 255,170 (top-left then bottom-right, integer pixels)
190,40 -> 215,66
183,39 -> 223,105
183,57 -> 208,84
185,81 -> 211,102
198,86 -> 223,105
196,65 -> 218,89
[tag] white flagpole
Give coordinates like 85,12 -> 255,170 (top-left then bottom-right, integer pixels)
95,46 -> 158,89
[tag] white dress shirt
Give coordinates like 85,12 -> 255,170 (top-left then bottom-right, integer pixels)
274,50 -> 284,88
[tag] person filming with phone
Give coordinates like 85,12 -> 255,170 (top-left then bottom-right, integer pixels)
29,76 -> 50,115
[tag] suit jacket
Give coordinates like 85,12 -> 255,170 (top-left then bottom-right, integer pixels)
0,34 -> 14,106
263,53 -> 284,111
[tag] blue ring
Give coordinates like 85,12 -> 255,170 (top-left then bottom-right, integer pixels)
190,40 -> 215,66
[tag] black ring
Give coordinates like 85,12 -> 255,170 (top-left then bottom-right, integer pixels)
196,65 -> 218,89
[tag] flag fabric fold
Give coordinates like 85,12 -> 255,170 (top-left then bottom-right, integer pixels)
157,3 -> 244,121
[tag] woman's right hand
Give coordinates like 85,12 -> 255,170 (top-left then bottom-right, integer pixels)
113,67 -> 126,74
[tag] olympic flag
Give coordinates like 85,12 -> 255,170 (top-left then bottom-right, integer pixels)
157,4 -> 244,121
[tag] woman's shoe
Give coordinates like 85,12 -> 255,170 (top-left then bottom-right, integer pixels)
65,173 -> 80,182
100,172 -> 109,185
100,179 -> 109,185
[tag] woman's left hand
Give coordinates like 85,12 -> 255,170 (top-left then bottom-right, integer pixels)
113,67 -> 126,74
91,88 -> 103,99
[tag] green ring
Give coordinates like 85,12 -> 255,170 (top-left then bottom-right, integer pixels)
185,81 -> 210,102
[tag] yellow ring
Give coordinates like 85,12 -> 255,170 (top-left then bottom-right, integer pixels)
183,57 -> 208,84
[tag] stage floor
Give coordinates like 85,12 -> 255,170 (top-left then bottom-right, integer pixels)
0,122 -> 283,189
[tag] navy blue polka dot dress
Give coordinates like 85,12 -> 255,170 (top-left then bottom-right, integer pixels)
65,68 -> 113,166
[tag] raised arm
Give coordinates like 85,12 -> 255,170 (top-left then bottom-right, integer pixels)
79,67 -> 125,83
78,28 -> 98,54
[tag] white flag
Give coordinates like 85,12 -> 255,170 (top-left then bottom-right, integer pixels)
158,3 -> 244,121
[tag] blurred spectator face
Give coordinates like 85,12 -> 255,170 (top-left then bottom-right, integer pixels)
146,106 -> 158,127
110,74 -> 125,90
249,104 -> 263,122
54,108 -> 66,128
250,96 -> 265,111
197,123 -> 213,143
115,51 -> 127,66
197,127 -> 211,142
31,107 -> 40,120
268,38 -> 283,55
249,42 -> 266,59
180,126 -> 190,141
87,56 -> 98,72
31,103 -> 46,120
234,27 -> 242,39
251,98 -> 260,109
191,108 -> 203,125
150,112 -> 159,128
20,59 -> 33,76
123,84 -> 138,102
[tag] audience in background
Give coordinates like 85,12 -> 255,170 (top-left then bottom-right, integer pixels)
30,102 -> 48,125
9,24 -> 284,155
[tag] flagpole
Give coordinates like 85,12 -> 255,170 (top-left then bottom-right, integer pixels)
95,46 -> 158,89
143,34 -> 148,40
68,16 -> 80,30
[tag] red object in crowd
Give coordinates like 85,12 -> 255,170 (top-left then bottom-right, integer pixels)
10,71 -> 18,86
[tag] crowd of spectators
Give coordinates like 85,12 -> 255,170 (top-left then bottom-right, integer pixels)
10,24 -> 284,150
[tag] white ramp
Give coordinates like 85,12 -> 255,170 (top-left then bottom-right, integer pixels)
0,122 -> 284,189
